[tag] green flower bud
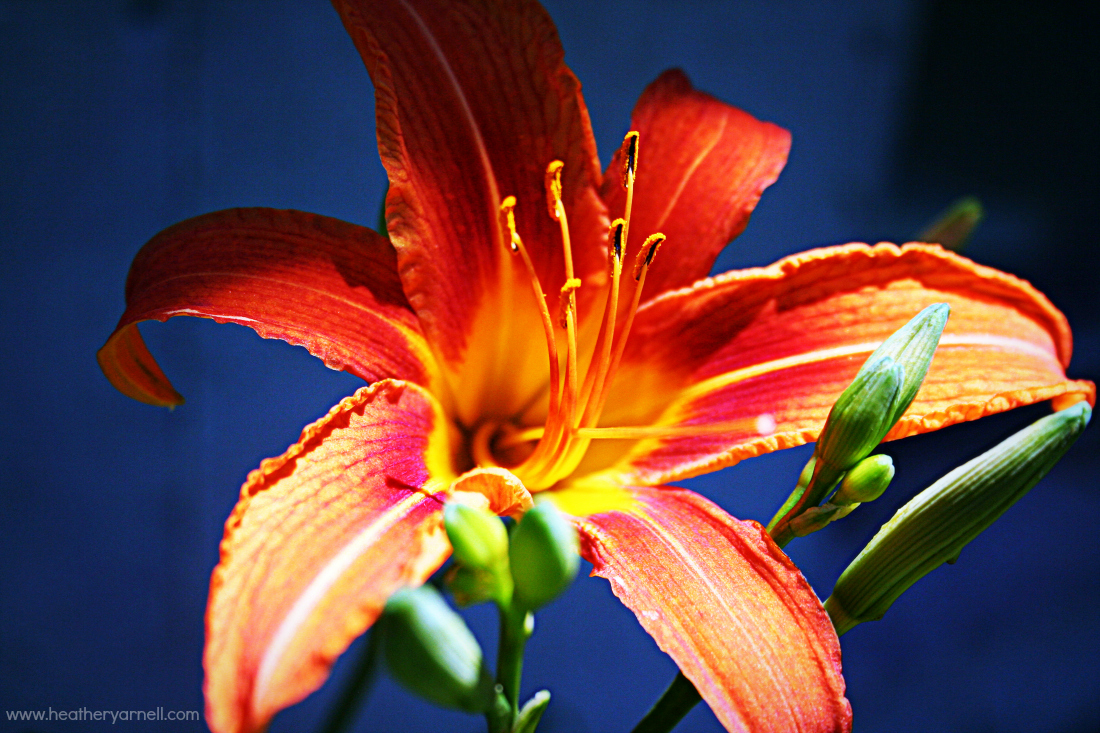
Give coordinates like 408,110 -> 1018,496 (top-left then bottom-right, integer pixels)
380,585 -> 495,712
815,355 -> 904,475
444,502 -> 509,571
509,502 -> 580,610
825,401 -> 1091,636
867,302 -> 949,428
832,454 -> 895,506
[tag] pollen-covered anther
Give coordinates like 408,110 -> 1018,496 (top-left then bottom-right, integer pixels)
499,195 -> 522,253
608,219 -> 626,266
621,131 -> 639,187
558,278 -> 581,328
545,160 -> 565,220
633,233 -> 665,281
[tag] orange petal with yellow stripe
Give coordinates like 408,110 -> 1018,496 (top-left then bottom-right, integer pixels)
589,243 -> 1094,485
600,69 -> 790,301
333,0 -> 609,424
97,208 -> 437,407
204,380 -> 455,733
559,481 -> 851,733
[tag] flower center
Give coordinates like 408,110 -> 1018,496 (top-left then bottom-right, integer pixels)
472,133 -> 666,490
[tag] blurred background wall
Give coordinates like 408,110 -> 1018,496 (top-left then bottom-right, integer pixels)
2,1 -> 1097,731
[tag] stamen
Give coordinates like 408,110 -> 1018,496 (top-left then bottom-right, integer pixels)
500,195 -> 521,252
633,233 -> 665,281
498,196 -> 561,422
618,132 -> 639,246
545,160 -> 564,221
621,131 -> 639,188
558,278 -> 582,329
577,220 -> 625,427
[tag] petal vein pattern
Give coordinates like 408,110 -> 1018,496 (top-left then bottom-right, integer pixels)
204,380 -> 455,733
97,208 -> 437,406
334,0 -> 609,423
570,484 -> 851,733
587,243 -> 1093,485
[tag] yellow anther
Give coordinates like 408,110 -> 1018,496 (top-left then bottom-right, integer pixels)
621,131 -> 639,187
545,160 -> 565,220
633,233 -> 665,281
608,219 -> 626,265
499,195 -> 521,253
558,278 -> 581,328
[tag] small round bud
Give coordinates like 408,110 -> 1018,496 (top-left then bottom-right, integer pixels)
509,502 -> 580,610
380,585 -> 495,712
832,454 -> 895,506
444,502 -> 508,571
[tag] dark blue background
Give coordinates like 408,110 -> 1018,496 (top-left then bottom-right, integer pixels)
2,2 -> 1097,732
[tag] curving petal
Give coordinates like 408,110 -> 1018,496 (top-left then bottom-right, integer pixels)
97,208 -> 438,406
600,69 -> 790,302
334,0 -> 609,424
581,244 -> 1094,485
204,380 -> 456,733
554,481 -> 850,733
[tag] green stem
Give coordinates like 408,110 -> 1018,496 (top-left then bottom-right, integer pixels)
630,671 -> 701,733
496,602 -> 531,728
319,628 -> 381,733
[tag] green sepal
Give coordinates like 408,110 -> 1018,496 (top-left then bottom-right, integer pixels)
380,585 -> 495,712
825,401 -> 1091,636
513,690 -> 551,733
509,502 -> 579,610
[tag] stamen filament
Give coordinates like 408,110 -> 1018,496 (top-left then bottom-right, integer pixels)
576,415 -> 776,440
577,220 -> 625,427
499,196 -> 561,423
588,233 -> 665,421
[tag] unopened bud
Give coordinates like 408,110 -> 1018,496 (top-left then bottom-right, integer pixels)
825,401 -> 1091,636
509,502 -> 580,610
445,502 -> 508,572
816,355 -> 904,476
380,585 -> 495,712
832,454 -> 895,506
868,303 -> 949,428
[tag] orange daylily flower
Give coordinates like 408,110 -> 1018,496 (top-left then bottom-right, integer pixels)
97,1 -> 1094,732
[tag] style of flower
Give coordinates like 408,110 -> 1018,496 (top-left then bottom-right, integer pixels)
97,2 -> 1094,732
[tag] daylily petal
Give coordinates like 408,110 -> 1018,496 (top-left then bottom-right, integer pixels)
585,243 -> 1094,485
555,481 -> 850,733
98,208 -> 437,406
334,0 -> 609,423
600,69 -> 790,301
204,380 -> 455,733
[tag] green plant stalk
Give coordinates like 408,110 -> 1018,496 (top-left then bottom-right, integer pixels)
319,628 -> 380,733
630,671 -> 702,733
496,601 -> 532,728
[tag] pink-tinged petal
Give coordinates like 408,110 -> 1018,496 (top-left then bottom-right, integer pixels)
584,243 -> 1094,484
600,69 -> 790,301
204,380 -> 456,733
334,0 -> 609,423
97,208 -> 438,406
556,482 -> 850,733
